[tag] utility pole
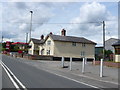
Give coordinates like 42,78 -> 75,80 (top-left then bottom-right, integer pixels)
100,21 -> 105,77
29,11 -> 33,41
103,21 -> 105,62
1,36 -> 3,43
26,33 -> 28,43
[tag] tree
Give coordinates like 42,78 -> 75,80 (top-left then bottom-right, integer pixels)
105,50 -> 113,61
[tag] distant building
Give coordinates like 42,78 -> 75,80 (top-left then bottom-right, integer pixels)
28,29 -> 96,60
95,46 -> 103,60
12,42 -> 28,50
105,38 -> 119,52
28,38 -> 44,55
112,40 -> 120,62
95,46 -> 103,55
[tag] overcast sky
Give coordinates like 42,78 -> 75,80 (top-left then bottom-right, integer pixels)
0,1 -> 118,46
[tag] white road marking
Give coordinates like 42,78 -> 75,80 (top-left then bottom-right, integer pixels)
0,61 -> 19,89
72,73 -> 119,85
39,68 -> 99,89
0,60 -> 26,89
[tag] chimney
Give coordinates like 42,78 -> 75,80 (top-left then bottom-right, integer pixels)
49,32 -> 53,35
61,29 -> 66,36
41,35 -> 44,40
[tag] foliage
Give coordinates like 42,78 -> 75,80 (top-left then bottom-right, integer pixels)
96,49 -> 113,61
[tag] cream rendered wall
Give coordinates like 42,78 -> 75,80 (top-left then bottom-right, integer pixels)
39,37 -> 54,55
28,41 -> 34,55
115,55 -> 120,62
54,41 -> 95,58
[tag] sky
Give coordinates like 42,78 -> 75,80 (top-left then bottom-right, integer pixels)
0,1 -> 118,46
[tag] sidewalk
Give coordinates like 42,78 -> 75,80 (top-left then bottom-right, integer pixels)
16,57 -> 119,89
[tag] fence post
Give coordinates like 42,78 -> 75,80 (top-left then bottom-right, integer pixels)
70,57 -> 72,71
100,59 -> 103,77
82,57 -> 85,74
61,56 -> 64,68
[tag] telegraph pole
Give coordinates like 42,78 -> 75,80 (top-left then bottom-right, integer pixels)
29,11 -> 33,41
103,21 -> 105,62
100,21 -> 105,77
26,33 -> 28,43
1,36 -> 3,43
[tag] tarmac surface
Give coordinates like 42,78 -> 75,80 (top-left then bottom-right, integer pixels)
1,55 -> 102,89
17,57 -> 120,89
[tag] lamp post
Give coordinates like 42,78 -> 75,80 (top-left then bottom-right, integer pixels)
29,11 -> 33,41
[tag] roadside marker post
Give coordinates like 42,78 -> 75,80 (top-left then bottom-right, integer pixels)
85,58 -> 87,64
61,56 -> 64,68
100,59 -> 103,77
82,57 -> 85,74
93,57 -> 95,65
69,57 -> 72,71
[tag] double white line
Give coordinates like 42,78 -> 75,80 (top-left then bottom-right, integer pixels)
0,60 -> 26,90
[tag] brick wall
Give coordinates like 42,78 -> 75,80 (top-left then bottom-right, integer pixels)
93,61 -> 120,68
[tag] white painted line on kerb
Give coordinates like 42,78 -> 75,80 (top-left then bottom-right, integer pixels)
0,60 -> 26,89
40,69 -> 99,89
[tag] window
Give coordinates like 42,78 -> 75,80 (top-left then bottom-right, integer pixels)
29,50 -> 32,54
82,43 -> 86,47
72,42 -> 76,46
47,50 -> 50,55
81,51 -> 85,56
115,47 -> 120,54
47,40 -> 51,45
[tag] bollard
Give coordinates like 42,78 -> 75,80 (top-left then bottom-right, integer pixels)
100,59 -> 103,77
85,58 -> 87,64
82,57 -> 85,74
61,56 -> 64,68
93,57 -> 95,65
69,57 -> 72,71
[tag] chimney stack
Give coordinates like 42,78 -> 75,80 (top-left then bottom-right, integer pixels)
50,32 -> 53,35
61,29 -> 66,36
41,35 -> 44,40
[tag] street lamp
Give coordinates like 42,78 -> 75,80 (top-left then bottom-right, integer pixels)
29,10 -> 33,41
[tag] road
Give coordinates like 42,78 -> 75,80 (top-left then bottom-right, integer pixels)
1,55 -> 99,89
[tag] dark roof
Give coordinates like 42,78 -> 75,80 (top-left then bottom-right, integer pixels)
30,38 -> 44,44
112,40 -> 120,46
47,34 -> 96,44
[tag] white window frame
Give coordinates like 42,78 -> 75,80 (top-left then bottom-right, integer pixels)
47,40 -> 51,45
72,42 -> 76,46
81,51 -> 85,56
82,43 -> 86,47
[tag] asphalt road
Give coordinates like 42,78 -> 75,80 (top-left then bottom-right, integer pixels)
2,55 -> 98,89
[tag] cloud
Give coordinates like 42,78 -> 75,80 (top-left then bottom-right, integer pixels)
2,2 -> 118,45
2,30 -> 17,39
2,2 -> 54,41
68,2 -> 118,45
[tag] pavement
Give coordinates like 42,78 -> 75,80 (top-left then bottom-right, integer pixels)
15,56 -> 120,89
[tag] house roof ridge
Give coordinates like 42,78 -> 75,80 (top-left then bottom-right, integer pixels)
49,34 -> 96,44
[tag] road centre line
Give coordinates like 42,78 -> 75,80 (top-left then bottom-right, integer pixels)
0,60 -> 26,89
